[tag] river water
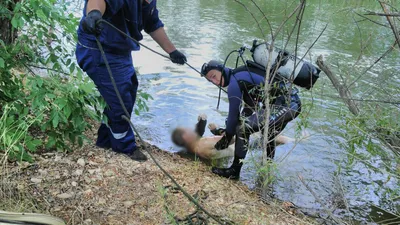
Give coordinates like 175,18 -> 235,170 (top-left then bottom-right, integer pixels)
77,0 -> 399,223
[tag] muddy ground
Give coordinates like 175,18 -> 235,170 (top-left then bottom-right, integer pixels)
1,128 -> 316,225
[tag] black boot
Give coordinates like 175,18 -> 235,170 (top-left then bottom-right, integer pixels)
211,156 -> 243,180
128,149 -> 148,162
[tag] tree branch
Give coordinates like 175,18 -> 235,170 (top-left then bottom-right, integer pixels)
316,55 -> 360,116
26,64 -> 70,76
364,11 -> 400,17
379,1 -> 400,49
348,40 -> 396,89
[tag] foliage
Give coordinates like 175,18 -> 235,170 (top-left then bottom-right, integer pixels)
0,104 -> 37,162
135,90 -> 153,116
0,0 -> 151,161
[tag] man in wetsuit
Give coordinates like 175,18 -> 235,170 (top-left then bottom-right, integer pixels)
201,60 -> 302,179
76,0 -> 187,161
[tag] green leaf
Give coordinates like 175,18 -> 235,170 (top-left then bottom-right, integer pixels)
80,83 -> 94,94
36,9 -> 47,20
69,64 -> 75,74
76,70 -> 83,80
14,2 -> 22,12
18,17 -> 24,28
46,136 -> 56,149
30,0 -> 39,9
56,98 -> 68,109
47,93 -> 56,99
50,54 -> 58,63
37,78 -> 43,87
52,112 -> 59,128
0,57 -> 4,68
26,141 -> 37,152
11,16 -> 19,29
63,104 -> 72,118
37,31 -> 43,40
21,151 -> 33,163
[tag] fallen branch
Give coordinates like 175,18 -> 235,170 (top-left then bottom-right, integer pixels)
316,55 -> 360,116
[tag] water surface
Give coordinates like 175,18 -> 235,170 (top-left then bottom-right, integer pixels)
124,0 -> 400,223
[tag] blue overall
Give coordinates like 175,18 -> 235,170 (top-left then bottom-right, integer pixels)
75,0 -> 164,154
223,68 -> 301,159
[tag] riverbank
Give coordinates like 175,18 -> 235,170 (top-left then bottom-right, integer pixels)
0,126 -> 315,225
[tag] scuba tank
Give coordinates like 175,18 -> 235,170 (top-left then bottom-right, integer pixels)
249,40 -> 320,89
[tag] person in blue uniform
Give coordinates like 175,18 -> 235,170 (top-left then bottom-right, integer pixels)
201,60 -> 301,179
76,0 -> 187,161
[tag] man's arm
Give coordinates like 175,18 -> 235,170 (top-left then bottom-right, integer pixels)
143,1 -> 186,64
225,81 -> 242,137
214,82 -> 242,150
149,28 -> 176,54
86,0 -> 106,15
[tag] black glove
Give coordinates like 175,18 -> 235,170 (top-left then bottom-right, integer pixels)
169,50 -> 187,65
82,10 -> 103,35
214,134 -> 232,150
210,128 -> 226,136
195,114 -> 207,137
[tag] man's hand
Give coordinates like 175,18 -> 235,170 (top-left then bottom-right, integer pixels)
208,123 -> 218,131
208,123 -> 226,136
214,135 -> 231,150
198,113 -> 207,121
82,10 -> 103,35
169,50 -> 187,65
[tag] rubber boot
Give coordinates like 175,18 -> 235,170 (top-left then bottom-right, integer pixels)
128,149 -> 148,162
211,156 -> 243,180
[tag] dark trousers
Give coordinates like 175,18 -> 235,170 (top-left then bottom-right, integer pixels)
76,45 -> 138,154
234,94 -> 301,160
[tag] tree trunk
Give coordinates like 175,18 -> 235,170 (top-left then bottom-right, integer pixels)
0,0 -> 20,45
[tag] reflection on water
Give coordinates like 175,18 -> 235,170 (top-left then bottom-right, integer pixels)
127,0 -> 400,223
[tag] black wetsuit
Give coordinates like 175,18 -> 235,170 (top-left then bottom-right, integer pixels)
223,67 -> 301,160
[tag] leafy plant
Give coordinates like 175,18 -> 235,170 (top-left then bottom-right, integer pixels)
135,90 -> 153,116
0,0 -> 153,161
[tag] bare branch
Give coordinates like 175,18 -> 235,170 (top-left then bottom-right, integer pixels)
364,11 -> 400,17
379,1 -> 400,49
233,0 -> 267,39
26,64 -> 70,76
272,2 -> 303,41
316,55 -> 360,116
348,40 -> 396,88
250,0 -> 274,40
355,11 -> 390,28
319,94 -> 400,105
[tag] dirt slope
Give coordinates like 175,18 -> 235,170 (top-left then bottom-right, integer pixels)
1,137 -> 314,225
